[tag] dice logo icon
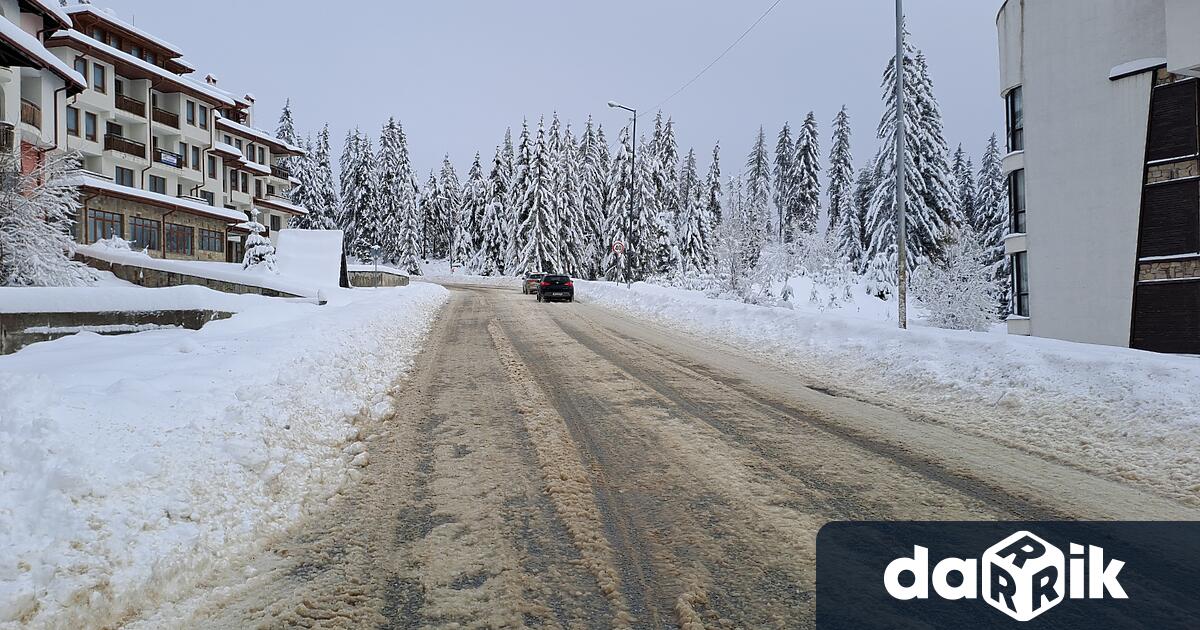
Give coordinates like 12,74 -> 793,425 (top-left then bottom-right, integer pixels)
982,530 -> 1065,621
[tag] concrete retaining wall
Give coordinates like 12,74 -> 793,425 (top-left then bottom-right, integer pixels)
348,269 -> 410,288
78,254 -> 306,298
0,309 -> 232,355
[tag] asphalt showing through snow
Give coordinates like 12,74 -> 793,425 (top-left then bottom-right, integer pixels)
149,283 -> 1200,629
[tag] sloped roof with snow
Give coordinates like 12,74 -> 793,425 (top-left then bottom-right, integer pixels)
63,4 -> 184,56
74,174 -> 248,223
22,0 -> 72,28
0,19 -> 86,91
216,115 -> 305,156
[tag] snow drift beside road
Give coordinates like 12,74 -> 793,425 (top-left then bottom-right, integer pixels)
578,281 -> 1200,506
0,283 -> 448,628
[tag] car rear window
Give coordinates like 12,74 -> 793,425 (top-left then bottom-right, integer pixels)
544,275 -> 570,282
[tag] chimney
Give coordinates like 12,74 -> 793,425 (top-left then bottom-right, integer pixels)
243,93 -> 255,126
205,73 -> 218,86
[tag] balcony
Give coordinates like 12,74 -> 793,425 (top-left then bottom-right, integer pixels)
152,107 -> 179,129
104,134 -> 146,159
20,100 -> 40,129
154,147 -> 184,169
115,94 -> 146,117
270,163 -> 291,179
0,122 -> 13,153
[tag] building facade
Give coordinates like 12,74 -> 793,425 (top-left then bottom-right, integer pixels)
0,1 -> 306,264
997,0 -> 1200,353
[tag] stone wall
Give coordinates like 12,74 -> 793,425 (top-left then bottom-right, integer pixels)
80,194 -> 235,263
1138,257 -> 1200,282
348,269 -> 410,288
1146,158 -> 1199,184
78,253 -> 305,298
0,309 -> 232,355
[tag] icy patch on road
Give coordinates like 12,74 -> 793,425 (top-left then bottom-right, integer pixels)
0,284 -> 448,628
577,281 -> 1200,506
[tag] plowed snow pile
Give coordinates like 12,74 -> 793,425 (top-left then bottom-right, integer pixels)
0,283 -> 448,628
578,281 -> 1200,507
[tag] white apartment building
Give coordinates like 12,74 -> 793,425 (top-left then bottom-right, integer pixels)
997,0 -> 1200,353
0,2 -> 306,264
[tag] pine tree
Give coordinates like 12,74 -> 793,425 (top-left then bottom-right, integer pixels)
458,152 -> 487,270
0,151 -> 96,286
743,127 -> 771,267
506,120 -> 532,270
377,119 -> 422,273
578,117 -> 609,279
476,145 -> 510,275
240,208 -> 278,272
516,118 -> 560,273
341,132 -> 379,259
337,130 -> 363,255
791,111 -> 821,238
440,155 -> 462,263
772,122 -> 795,242
289,135 -> 317,229
866,34 -> 956,267
976,133 -> 1010,311
651,112 -> 682,226
952,144 -> 979,228
828,106 -> 854,235
420,171 -> 444,259
632,134 -> 658,279
556,124 -> 587,276
677,148 -> 713,274
309,125 -> 340,230
602,127 -> 636,283
275,99 -> 299,174
705,142 -> 723,227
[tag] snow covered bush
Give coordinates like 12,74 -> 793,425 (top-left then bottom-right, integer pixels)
240,208 -> 278,272
911,229 -> 998,331
0,150 -> 96,287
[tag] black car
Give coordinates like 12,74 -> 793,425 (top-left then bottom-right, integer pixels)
537,274 -> 574,302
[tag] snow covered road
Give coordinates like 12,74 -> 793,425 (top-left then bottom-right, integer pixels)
135,283 -> 1200,629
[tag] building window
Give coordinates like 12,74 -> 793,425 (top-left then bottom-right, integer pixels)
198,105 -> 208,130
90,27 -> 103,42
241,172 -> 249,192
115,166 -> 135,187
270,214 -> 281,232
208,155 -> 217,178
130,45 -> 141,59
85,112 -> 97,141
258,147 -> 265,163
145,51 -> 156,65
87,209 -> 123,243
223,134 -> 232,145
200,190 -> 215,206
186,101 -> 196,126
1005,86 -> 1023,152
129,216 -> 161,250
199,228 -> 224,252
255,179 -> 263,198
165,223 -> 194,255
66,107 -> 79,137
234,139 -> 243,153
1008,169 -> 1026,233
266,184 -> 276,196
148,175 -> 167,194
1012,251 -> 1029,317
178,143 -> 188,167
93,64 -> 106,94
1139,179 -> 1200,257
73,56 -> 87,78
246,143 -> 255,163
192,146 -> 201,171
1147,81 -> 1199,162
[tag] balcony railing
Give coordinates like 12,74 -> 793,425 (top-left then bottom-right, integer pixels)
0,122 -> 14,153
115,94 -> 146,117
270,163 -> 291,179
152,107 -> 179,129
154,147 -> 184,168
20,100 -> 40,129
104,133 -> 146,159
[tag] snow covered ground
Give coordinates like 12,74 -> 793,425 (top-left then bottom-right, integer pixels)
0,282 -> 448,628
575,280 -> 1200,507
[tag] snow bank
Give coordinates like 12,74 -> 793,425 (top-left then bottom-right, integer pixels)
274,229 -> 344,288
0,283 -> 449,628
0,285 -> 278,314
577,281 -> 1200,505
78,244 -> 318,298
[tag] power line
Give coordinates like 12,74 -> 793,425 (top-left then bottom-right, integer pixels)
645,0 -> 785,117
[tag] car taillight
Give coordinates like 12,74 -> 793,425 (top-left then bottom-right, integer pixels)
565,281 -> 573,287
540,281 -> 550,287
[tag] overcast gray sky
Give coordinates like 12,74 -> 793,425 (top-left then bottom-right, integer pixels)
100,0 -> 1002,180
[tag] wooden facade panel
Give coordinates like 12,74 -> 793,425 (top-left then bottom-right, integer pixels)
1147,80 -> 1198,162
1132,281 -> 1200,353
1139,180 -> 1200,257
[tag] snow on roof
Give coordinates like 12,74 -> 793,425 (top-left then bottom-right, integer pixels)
256,195 -> 309,216
0,19 -> 86,91
215,115 -> 305,155
73,174 -> 248,223
48,29 -> 234,106
23,0 -> 72,28
238,159 -> 271,176
63,3 -> 184,56
210,140 -> 243,159
1109,57 -> 1167,80
172,56 -> 195,71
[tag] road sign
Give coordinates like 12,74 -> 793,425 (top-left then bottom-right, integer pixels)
612,241 -> 626,255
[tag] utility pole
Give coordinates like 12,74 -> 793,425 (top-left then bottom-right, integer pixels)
608,100 -> 637,289
894,0 -> 908,330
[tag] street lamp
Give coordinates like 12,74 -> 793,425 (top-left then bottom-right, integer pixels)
607,100 -> 636,289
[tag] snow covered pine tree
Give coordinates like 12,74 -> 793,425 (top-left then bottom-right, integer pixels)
240,208 -> 278,272
0,151 -> 96,286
